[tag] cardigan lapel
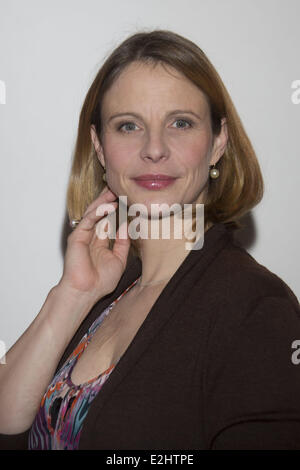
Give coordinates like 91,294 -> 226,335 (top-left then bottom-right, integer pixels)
78,222 -> 233,449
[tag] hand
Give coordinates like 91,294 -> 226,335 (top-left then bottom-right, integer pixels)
57,186 -> 131,303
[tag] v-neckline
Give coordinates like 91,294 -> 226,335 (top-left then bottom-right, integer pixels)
68,275 -> 142,388
78,222 -> 232,449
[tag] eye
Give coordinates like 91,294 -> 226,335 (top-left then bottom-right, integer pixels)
117,121 -> 139,133
172,119 -> 193,130
117,118 -> 193,133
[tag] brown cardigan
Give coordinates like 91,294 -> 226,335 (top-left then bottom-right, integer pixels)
1,222 -> 300,450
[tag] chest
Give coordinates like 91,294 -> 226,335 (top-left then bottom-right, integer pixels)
76,289 -> 208,450
64,278 -> 211,450
70,286 -> 165,386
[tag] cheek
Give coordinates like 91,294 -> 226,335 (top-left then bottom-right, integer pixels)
104,139 -> 136,172
178,138 -> 211,171
173,124 -> 212,168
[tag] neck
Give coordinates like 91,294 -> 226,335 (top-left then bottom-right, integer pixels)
132,211 -> 212,292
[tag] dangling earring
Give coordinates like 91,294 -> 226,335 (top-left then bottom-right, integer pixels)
209,164 -> 219,179
102,169 -> 106,182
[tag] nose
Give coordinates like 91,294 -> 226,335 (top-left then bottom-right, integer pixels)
140,127 -> 170,163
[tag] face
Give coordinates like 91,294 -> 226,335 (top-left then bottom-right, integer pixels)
91,61 -> 228,217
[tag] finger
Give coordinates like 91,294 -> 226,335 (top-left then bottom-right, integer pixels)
112,221 -> 131,269
69,202 -> 118,247
82,186 -> 118,218
79,202 -> 118,232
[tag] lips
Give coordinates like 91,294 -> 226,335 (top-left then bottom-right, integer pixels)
132,174 -> 178,190
133,174 -> 177,181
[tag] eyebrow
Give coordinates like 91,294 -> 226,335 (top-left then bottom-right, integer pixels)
107,109 -> 203,123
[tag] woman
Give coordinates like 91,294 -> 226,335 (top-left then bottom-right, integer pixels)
0,29 -> 300,450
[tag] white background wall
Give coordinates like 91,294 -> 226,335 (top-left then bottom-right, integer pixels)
0,0 -> 299,353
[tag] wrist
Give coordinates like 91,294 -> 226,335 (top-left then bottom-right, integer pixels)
43,283 -> 99,336
50,281 -> 99,311
39,284 -> 96,352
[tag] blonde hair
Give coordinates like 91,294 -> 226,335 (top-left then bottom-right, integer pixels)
67,29 -> 264,260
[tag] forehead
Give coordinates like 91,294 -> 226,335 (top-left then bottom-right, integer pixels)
101,61 -> 209,116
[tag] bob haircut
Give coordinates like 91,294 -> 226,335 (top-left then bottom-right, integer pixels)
66,29 -> 264,260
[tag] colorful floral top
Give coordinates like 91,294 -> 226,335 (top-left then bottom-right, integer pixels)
28,277 -> 140,450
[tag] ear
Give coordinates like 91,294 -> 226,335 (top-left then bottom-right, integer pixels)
210,118 -> 228,166
90,125 -> 105,168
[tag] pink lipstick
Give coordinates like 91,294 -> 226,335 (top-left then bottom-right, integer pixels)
132,174 -> 178,190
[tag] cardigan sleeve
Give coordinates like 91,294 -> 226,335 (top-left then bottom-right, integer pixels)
205,296 -> 300,450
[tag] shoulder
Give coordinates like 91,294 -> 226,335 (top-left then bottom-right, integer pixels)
206,230 -> 299,311
201,231 -> 300,394
202,239 -> 300,447
191,228 -> 300,357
